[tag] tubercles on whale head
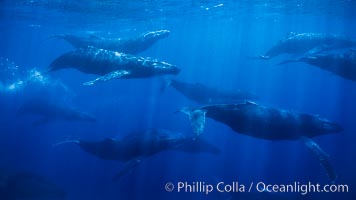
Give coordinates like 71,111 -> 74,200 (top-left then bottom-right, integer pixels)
153,61 -> 180,75
143,30 -> 170,40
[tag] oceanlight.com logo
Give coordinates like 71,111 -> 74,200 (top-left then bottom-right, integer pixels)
164,181 -> 349,195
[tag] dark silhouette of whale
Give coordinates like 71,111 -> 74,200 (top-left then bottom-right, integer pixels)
279,49 -> 356,82
260,32 -> 356,59
52,30 -> 170,54
17,98 -> 96,126
0,169 -> 65,200
55,129 -> 219,180
49,47 -> 180,85
179,101 -> 343,182
163,79 -> 258,104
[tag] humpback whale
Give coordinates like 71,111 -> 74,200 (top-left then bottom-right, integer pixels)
163,79 -> 258,104
179,101 -> 343,181
260,32 -> 356,59
55,129 -> 219,180
49,47 -> 180,85
179,101 -> 342,139
52,30 -> 170,54
17,98 -> 96,126
279,49 -> 356,82
0,169 -> 65,200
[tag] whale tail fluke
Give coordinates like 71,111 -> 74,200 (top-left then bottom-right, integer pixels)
177,107 -> 207,136
302,137 -> 337,183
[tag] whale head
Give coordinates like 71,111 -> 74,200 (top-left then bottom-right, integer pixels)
306,116 -> 343,138
150,60 -> 180,76
321,120 -> 343,134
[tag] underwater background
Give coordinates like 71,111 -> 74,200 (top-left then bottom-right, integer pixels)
0,0 -> 356,199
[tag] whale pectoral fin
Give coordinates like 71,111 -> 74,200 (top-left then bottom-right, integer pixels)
179,107 -> 207,136
83,70 -> 131,85
305,45 -> 329,56
301,137 -> 337,183
112,159 -> 142,182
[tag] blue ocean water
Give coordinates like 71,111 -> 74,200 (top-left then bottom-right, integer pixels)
1,0 -> 356,199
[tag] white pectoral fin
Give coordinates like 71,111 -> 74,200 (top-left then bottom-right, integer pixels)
301,137 -> 337,183
83,70 -> 131,86
179,107 -> 207,136
112,159 -> 142,182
